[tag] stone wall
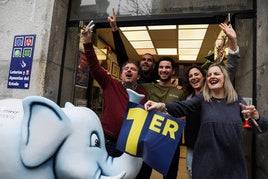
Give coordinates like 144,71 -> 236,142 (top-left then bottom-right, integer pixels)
0,1 -> 268,177
0,0 -> 69,102
255,0 -> 268,178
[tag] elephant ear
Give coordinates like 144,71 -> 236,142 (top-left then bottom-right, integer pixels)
20,96 -> 71,167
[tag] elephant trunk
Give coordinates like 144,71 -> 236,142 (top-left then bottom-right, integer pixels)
101,154 -> 143,179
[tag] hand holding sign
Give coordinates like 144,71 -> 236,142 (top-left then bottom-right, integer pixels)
117,91 -> 185,176
144,100 -> 167,113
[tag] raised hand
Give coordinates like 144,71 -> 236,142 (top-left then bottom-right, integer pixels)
219,23 -> 238,51
82,20 -> 95,44
107,8 -> 118,31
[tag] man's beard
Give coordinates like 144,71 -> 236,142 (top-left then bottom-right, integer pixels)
141,69 -> 152,75
160,76 -> 172,82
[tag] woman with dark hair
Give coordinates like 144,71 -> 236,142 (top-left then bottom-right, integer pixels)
183,65 -> 206,178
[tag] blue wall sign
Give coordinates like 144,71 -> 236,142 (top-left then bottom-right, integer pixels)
7,35 -> 36,89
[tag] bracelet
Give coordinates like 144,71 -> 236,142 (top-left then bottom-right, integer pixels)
161,103 -> 168,113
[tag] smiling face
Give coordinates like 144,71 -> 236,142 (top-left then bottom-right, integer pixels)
188,67 -> 205,93
158,60 -> 174,82
121,62 -> 140,86
206,66 -> 225,93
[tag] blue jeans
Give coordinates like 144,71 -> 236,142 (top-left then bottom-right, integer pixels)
186,147 -> 193,179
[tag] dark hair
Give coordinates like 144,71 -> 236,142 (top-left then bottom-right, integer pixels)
184,64 -> 206,95
158,56 -> 176,69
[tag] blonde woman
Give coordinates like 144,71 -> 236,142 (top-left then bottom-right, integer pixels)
144,63 -> 268,179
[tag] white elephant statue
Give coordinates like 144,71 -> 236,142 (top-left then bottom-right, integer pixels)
0,89 -> 144,179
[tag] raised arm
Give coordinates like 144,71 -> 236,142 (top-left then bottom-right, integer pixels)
144,95 -> 201,118
82,24 -> 112,88
107,8 -> 129,70
219,23 -> 240,84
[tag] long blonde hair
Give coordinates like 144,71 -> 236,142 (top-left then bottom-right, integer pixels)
203,63 -> 238,103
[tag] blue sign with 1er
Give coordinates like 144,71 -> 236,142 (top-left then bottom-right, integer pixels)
7,34 -> 36,89
117,102 -> 185,176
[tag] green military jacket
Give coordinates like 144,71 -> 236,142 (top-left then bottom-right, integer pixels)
140,82 -> 186,103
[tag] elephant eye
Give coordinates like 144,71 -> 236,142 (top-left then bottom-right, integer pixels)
90,132 -> 100,148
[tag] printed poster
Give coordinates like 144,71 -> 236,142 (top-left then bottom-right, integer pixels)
7,34 -> 36,89
117,102 -> 185,176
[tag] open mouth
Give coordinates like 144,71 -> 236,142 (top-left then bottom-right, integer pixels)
160,72 -> 169,78
125,73 -> 132,78
190,79 -> 203,87
209,78 -> 219,85
190,79 -> 199,84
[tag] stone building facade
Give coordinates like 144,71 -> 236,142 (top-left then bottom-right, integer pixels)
0,0 -> 267,178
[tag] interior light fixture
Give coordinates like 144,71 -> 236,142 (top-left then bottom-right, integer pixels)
148,25 -> 176,30
179,40 -> 203,48
179,49 -> 200,55
179,29 -> 207,40
179,55 -> 198,61
121,31 -> 151,41
179,24 -> 209,29
130,41 -> 154,48
120,26 -> 147,31
117,24 -> 225,62
156,48 -> 177,55
177,24 -> 208,61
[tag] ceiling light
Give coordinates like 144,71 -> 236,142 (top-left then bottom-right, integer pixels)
122,31 -> 151,41
117,24 -> 212,62
179,49 -> 200,55
156,48 -> 177,55
130,41 -> 154,48
120,26 -> 147,31
179,55 -> 198,61
148,25 -> 176,30
179,29 -> 207,40
179,24 -> 209,29
179,40 -> 203,48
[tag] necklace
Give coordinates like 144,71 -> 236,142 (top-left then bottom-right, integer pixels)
212,96 -> 225,103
